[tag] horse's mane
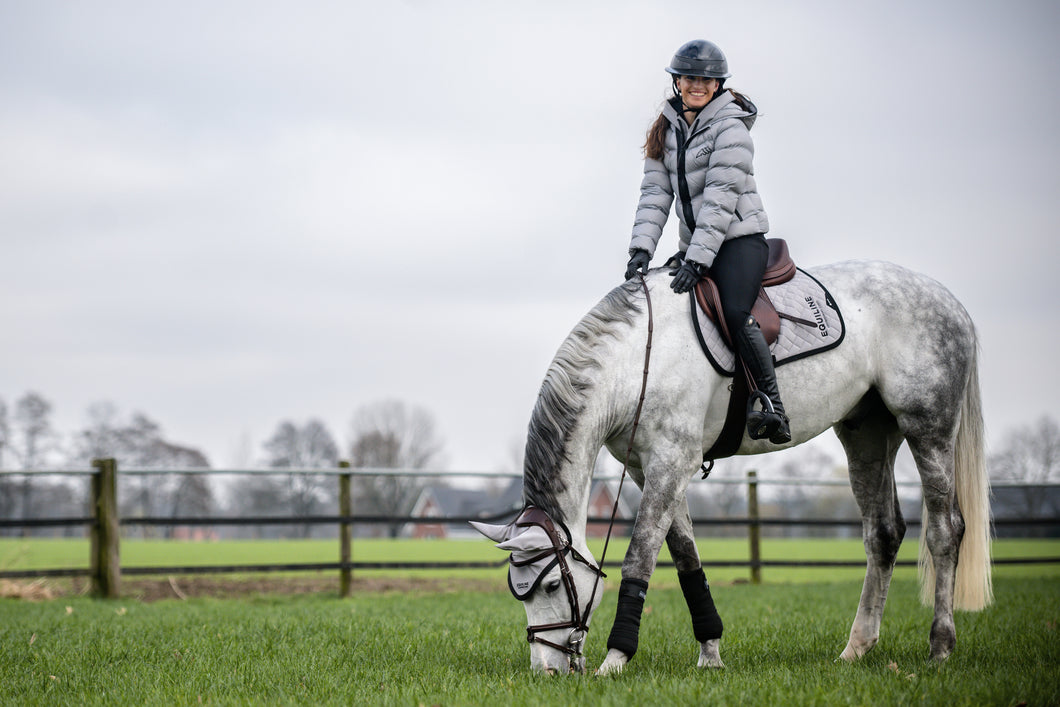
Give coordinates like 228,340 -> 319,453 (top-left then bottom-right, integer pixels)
522,280 -> 642,522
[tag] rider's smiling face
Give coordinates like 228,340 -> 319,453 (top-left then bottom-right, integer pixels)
677,75 -> 719,111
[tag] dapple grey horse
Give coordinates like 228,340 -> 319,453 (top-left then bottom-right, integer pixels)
474,260 -> 991,674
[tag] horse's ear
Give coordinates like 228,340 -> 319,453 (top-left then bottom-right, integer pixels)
469,520 -> 515,544
496,525 -> 553,553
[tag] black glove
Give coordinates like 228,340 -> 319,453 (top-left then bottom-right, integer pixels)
662,251 -> 685,269
624,249 -> 651,280
670,259 -> 706,293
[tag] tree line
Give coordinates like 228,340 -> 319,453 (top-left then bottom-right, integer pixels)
0,392 -> 444,539
1,390 -> 1057,539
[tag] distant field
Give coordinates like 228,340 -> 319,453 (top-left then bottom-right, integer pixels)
2,537 -> 1058,586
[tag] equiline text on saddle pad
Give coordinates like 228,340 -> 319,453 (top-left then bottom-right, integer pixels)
691,267 -> 845,376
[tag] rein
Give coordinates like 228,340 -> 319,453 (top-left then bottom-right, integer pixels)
585,273 -> 654,619
522,273 -> 655,665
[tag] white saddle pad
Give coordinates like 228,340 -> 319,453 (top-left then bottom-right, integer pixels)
692,268 -> 845,375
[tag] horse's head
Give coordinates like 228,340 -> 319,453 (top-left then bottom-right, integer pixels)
471,507 -> 605,674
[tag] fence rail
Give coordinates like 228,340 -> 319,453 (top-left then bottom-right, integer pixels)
1,460 -> 1057,598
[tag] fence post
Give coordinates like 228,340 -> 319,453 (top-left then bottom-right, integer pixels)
90,458 -> 121,598
748,469 -> 761,585
338,460 -> 352,598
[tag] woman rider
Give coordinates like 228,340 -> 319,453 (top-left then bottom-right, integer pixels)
623,39 -> 790,444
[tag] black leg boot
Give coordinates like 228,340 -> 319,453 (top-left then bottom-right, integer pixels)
734,316 -> 791,444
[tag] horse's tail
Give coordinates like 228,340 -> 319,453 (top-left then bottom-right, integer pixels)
918,341 -> 993,610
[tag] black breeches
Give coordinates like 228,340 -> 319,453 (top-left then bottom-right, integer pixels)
709,234 -> 769,336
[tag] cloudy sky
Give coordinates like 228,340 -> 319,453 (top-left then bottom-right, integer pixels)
2,0 -> 1058,472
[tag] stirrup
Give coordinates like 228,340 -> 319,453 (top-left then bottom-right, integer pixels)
746,391 -> 791,444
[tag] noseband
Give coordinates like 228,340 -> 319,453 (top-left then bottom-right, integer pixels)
507,507 -> 605,659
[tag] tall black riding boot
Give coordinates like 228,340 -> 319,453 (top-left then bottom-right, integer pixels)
734,316 -> 791,444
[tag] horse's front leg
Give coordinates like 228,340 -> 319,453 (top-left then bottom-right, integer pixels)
598,457 -> 693,676
667,505 -> 724,669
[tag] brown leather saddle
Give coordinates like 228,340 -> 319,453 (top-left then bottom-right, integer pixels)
690,238 -> 797,468
692,238 -> 796,348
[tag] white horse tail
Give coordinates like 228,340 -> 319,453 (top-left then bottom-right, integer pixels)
918,341 -> 994,610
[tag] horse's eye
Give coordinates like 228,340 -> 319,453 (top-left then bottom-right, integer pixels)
544,579 -> 561,594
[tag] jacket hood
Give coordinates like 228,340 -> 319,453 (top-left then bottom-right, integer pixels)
664,90 -> 758,133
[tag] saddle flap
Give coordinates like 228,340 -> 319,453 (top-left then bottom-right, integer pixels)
692,237 -> 793,348
693,278 -> 734,344
693,284 -> 780,348
754,289 -> 781,344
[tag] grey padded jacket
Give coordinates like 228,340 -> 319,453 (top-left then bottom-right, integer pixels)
628,90 -> 769,269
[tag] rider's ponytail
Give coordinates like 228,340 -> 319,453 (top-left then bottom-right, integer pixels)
643,112 -> 669,161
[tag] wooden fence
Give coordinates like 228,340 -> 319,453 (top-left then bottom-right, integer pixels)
1,460 -> 1058,599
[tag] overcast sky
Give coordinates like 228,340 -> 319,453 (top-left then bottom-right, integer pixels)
2,0 -> 1058,472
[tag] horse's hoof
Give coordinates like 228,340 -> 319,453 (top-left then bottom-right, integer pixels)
929,618 -> 956,662
838,642 -> 868,662
697,638 -> 725,668
929,643 -> 953,663
595,649 -> 629,676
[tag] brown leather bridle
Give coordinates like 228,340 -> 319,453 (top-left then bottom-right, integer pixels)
507,506 -> 604,661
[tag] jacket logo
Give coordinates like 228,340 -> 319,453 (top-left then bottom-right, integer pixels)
696,146 -> 711,159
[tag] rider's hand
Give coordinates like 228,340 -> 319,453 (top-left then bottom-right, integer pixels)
669,259 -> 706,293
624,249 -> 651,280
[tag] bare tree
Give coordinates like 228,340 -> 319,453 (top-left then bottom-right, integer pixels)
349,400 -> 444,537
10,392 -> 58,534
69,403 -> 213,537
260,419 -> 339,538
769,445 -> 842,538
152,443 -> 212,538
228,475 -> 289,539
73,401 -> 123,462
991,415 -> 1060,483
989,415 -> 1060,519
0,398 -> 13,531
0,397 -> 9,468
11,392 -> 56,470
3,394 -> 79,536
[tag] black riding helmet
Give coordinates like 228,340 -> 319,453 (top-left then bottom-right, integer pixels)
665,39 -> 730,79
666,40 -> 730,115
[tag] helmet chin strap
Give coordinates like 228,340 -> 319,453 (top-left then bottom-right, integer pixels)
672,78 -> 697,116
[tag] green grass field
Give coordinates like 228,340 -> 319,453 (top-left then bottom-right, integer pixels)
0,538 -> 1058,705
1,575 -> 1057,706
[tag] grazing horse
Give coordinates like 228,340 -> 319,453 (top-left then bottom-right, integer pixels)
473,260 -> 992,674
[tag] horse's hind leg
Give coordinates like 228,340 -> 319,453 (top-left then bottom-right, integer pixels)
906,432 -> 963,661
665,503 -> 724,668
835,391 -> 906,661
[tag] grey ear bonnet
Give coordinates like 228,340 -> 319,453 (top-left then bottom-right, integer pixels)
506,518 -> 573,600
